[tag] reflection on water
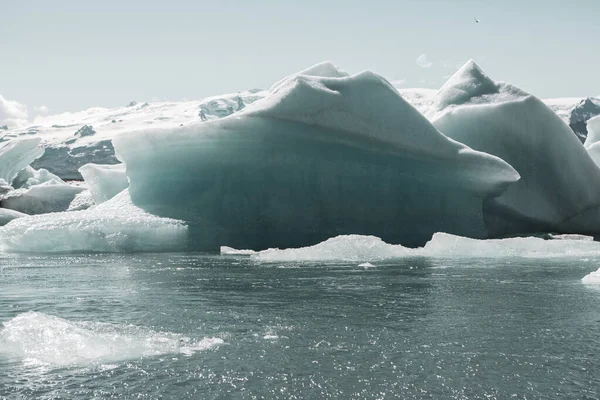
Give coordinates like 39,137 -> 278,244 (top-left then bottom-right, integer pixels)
1,253 -> 600,399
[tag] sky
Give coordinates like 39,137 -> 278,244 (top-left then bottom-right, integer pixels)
1,0 -> 599,115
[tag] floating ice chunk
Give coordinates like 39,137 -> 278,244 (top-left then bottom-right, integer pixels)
247,232 -> 600,262
0,311 -> 223,367
220,246 -> 256,256
115,63 -> 518,251
0,138 -> 44,185
431,61 -> 600,237
252,235 -> 412,262
0,208 -> 26,226
0,189 -> 187,253
420,233 -> 600,258
582,268 -> 600,284
358,262 -> 376,269
79,163 -> 128,204
2,180 -> 84,215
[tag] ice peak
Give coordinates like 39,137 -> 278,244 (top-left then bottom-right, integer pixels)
269,61 -> 349,91
436,60 -> 498,108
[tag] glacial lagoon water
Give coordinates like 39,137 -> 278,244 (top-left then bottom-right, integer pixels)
1,253 -> 600,399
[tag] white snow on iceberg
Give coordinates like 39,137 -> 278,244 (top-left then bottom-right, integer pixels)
0,189 -> 187,253
114,63 -> 519,251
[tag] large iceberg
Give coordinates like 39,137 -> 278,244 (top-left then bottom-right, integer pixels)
430,61 -> 600,237
0,189 -> 187,253
79,163 -> 128,204
114,63 -> 519,251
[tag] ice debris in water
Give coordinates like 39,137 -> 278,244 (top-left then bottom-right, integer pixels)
228,233 -> 600,262
582,267 -> 600,284
0,311 -> 223,367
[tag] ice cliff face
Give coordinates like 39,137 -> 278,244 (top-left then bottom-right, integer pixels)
114,65 -> 518,251
431,60 -> 600,237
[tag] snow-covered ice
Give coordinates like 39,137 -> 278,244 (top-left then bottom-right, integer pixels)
0,189 -> 187,253
114,63 -> 518,251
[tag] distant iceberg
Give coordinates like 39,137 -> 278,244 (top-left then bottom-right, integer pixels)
114,63 -> 518,251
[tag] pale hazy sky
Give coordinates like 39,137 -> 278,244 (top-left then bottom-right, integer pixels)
2,0 -> 599,113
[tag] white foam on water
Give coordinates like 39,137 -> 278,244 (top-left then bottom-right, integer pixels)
582,267 -> 600,284
0,311 -> 223,368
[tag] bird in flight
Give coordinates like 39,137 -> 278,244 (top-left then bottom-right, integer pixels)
475,17 -> 480,23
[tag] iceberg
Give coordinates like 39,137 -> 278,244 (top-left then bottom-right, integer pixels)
11,165 -> 64,189
430,61 -> 600,237
0,189 -> 187,253
0,138 -> 44,185
114,63 -> 519,251
244,232 -> 600,262
2,180 -> 85,215
79,163 -> 128,204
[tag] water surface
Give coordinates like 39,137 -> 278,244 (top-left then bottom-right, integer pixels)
1,253 -> 599,399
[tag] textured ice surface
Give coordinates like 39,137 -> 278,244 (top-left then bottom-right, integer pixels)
582,268 -> 600,284
67,189 -> 95,211
0,189 -> 187,253
0,208 -> 25,226
2,180 -> 85,215
115,64 -> 518,250
79,163 -> 128,204
431,61 -> 600,237
0,138 -> 44,185
0,311 -> 223,367
246,232 -> 600,262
